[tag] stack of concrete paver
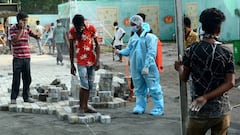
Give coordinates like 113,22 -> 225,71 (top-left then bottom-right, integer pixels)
47,86 -> 69,102
97,72 -> 114,102
0,67 -> 128,124
112,72 -> 130,99
32,79 -> 69,102
90,72 -> 127,109
69,71 -> 127,109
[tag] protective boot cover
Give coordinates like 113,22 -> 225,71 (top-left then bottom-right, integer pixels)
132,94 -> 147,114
149,86 -> 164,116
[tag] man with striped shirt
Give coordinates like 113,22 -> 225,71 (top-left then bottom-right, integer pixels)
10,12 -> 39,104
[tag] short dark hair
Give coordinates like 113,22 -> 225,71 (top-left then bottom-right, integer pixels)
72,14 -> 85,38
16,12 -> 28,22
184,17 -> 191,28
113,21 -> 118,26
36,20 -> 40,25
56,19 -> 61,23
137,13 -> 146,21
199,8 -> 225,35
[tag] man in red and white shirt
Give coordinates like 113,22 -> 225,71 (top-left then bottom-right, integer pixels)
10,12 -> 39,104
69,14 -> 100,114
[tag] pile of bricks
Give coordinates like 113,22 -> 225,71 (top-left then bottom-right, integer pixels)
1,71 -> 130,124
90,72 -> 127,109
32,79 -> 69,102
0,100 -> 111,124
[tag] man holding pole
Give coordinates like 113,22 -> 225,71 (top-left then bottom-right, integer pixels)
175,8 -> 235,135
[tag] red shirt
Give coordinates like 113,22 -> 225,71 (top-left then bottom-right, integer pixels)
10,25 -> 33,58
69,25 -> 97,66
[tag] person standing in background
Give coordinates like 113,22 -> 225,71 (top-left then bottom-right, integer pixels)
53,19 -> 68,65
35,20 -> 45,55
10,12 -> 39,104
184,17 -> 199,48
111,21 -> 125,62
46,22 -> 55,54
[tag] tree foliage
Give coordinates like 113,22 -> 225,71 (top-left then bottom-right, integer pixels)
0,0 -> 9,3
11,0 -> 69,14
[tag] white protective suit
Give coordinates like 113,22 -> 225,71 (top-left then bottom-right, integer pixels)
118,16 -> 164,115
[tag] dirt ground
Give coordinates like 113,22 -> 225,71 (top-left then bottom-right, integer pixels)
103,42 -> 240,134
0,42 -> 239,135
100,42 -> 240,134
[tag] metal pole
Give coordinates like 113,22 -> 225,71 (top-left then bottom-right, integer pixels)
69,0 -> 72,28
174,0 -> 188,135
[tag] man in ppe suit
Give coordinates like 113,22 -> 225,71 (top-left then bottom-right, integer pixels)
115,15 -> 164,116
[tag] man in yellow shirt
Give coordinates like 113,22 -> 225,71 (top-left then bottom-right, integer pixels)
184,17 -> 199,48
0,21 -> 6,46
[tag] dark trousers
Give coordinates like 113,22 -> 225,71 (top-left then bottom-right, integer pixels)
56,43 -> 64,63
8,40 -> 11,51
115,45 -> 122,60
11,57 -> 32,100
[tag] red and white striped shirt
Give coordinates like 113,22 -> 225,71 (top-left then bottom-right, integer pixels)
10,25 -> 33,58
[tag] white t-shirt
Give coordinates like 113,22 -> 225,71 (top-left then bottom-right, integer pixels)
36,25 -> 45,39
47,26 -> 54,39
113,27 -> 125,46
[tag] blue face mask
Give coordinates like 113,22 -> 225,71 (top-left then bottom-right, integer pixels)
131,26 -> 139,32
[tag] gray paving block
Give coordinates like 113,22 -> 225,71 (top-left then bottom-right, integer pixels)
56,110 -> 68,121
51,98 -> 59,102
79,116 -> 88,124
86,114 -> 95,123
23,105 -> 32,113
49,93 -> 59,98
71,105 -> 79,113
98,91 -> 112,97
100,73 -> 113,78
58,101 -> 69,106
31,103 -> 40,114
68,115 -> 79,124
40,107 -> 48,114
46,97 -> 52,103
92,113 -> 101,121
100,97 -> 111,102
92,102 -> 108,108
17,104 -> 24,113
69,99 -> 79,106
63,106 -> 72,113
100,115 -> 111,124
60,91 -> 69,100
48,106 -> 56,115
99,85 -> 112,91
9,104 -> 17,112
107,102 -> 115,109
92,96 -> 100,102
0,104 -> 9,111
